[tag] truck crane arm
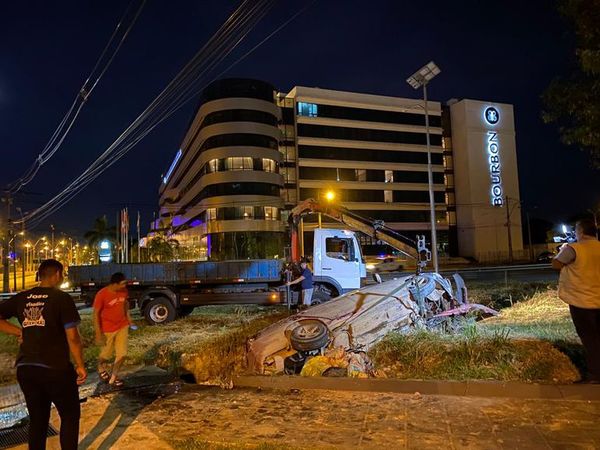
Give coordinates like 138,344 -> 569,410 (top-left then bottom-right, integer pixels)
290,199 -> 431,270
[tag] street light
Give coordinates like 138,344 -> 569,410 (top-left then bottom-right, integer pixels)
406,61 -> 441,273
324,191 -> 336,202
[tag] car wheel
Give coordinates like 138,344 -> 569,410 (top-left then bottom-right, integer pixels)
290,319 -> 329,352
144,297 -> 177,325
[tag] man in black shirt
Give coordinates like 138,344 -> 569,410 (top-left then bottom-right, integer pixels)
0,259 -> 86,450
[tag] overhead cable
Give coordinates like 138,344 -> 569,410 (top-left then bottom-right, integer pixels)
23,0 -> 277,229
7,0 -> 146,195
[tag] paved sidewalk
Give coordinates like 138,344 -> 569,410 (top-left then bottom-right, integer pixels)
10,384 -> 600,449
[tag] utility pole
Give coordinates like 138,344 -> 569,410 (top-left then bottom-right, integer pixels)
2,193 -> 12,293
526,210 -> 533,262
16,207 -> 25,289
50,224 -> 55,259
505,195 -> 513,264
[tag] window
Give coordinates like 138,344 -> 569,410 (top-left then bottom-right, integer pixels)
325,237 -> 355,261
384,190 -> 393,203
297,124 -> 443,146
202,109 -> 278,127
298,145 -> 444,165
356,169 -> 366,182
206,208 -> 217,221
385,170 -> 394,183
297,102 -> 318,117
225,157 -> 253,170
264,206 -> 278,220
242,206 -> 254,219
299,103 -> 442,128
207,159 -> 219,173
262,158 -> 277,173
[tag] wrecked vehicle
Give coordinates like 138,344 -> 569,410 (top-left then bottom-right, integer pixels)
248,272 -> 497,376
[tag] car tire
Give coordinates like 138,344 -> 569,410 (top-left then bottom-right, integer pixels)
290,319 -> 329,352
144,297 -> 177,325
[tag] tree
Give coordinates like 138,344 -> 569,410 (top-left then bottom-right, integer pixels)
147,233 -> 179,262
542,0 -> 600,168
84,216 -> 116,263
83,216 -> 116,248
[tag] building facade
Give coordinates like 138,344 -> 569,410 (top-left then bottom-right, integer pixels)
158,79 -> 285,260
156,78 -> 523,263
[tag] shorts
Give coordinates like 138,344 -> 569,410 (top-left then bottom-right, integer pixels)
99,325 -> 129,361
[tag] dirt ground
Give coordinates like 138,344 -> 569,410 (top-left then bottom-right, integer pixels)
10,383 -> 600,450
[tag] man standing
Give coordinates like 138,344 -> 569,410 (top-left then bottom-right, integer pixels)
93,272 -> 130,387
553,219 -> 600,383
286,258 -> 314,307
0,259 -> 86,450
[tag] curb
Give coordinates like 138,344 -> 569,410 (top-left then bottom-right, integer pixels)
233,375 -> 600,401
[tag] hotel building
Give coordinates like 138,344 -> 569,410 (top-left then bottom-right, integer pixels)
157,78 -> 523,263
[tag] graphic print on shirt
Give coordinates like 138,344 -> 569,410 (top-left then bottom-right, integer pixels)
22,300 -> 47,328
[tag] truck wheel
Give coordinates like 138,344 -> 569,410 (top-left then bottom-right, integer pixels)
178,305 -> 195,317
311,284 -> 336,304
144,297 -> 177,325
290,319 -> 329,352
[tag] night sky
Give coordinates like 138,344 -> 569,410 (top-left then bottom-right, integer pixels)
1,0 -> 598,238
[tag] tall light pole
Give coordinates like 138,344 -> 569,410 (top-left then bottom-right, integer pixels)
407,61 -> 441,273
16,207 -> 25,289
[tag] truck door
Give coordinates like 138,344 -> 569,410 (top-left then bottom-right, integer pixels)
313,229 -> 361,290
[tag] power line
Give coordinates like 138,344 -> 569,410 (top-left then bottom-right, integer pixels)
7,0 -> 147,195
22,0 -> 315,230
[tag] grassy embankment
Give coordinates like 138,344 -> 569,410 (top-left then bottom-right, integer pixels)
0,305 -> 289,386
370,282 -> 582,383
0,282 -> 584,385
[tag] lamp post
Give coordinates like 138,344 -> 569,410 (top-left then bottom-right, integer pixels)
16,207 -> 25,289
406,61 -> 441,273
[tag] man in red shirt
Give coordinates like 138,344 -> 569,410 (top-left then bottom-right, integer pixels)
93,272 -> 131,387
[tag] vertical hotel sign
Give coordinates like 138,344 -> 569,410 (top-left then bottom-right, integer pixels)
484,107 -> 503,206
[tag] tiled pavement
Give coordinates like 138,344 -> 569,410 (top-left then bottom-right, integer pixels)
10,385 -> 600,449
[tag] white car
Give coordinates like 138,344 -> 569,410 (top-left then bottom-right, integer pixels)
365,257 -> 403,273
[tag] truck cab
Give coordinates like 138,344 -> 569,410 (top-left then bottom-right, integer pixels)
311,228 -> 366,294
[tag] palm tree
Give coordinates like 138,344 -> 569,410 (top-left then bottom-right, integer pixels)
147,233 -> 179,262
84,216 -> 116,248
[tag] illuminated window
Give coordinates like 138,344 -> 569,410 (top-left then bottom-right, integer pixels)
206,208 -> 217,221
355,169 -> 366,182
207,159 -> 219,173
262,158 -> 277,172
297,102 -> 318,117
225,157 -> 253,170
385,170 -> 394,183
264,206 -> 278,220
242,206 -> 253,219
384,190 -> 393,203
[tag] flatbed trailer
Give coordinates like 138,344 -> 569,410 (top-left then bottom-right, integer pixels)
69,259 -> 286,324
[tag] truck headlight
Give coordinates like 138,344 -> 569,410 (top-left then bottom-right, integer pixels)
60,281 -> 70,290
366,264 -> 375,271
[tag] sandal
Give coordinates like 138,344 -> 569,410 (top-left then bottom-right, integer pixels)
98,371 -> 110,382
109,378 -> 124,388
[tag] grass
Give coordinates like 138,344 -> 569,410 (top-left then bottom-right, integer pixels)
0,305 -> 288,386
370,283 -> 583,383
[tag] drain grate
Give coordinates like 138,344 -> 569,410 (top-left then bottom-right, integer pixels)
0,423 -> 58,449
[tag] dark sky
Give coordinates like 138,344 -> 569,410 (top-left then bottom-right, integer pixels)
1,0 -> 598,238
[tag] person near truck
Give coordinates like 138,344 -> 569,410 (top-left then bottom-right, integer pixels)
552,218 -> 600,383
0,259 -> 86,450
286,258 -> 314,307
93,272 -> 131,387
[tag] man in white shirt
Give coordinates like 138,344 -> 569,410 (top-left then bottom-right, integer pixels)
552,219 -> 600,383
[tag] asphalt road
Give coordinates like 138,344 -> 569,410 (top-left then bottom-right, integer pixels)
377,264 -> 558,284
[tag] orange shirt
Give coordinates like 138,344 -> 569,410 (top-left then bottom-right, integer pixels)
94,287 -> 129,333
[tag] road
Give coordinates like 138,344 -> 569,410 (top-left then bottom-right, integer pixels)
0,272 -> 38,292
378,264 -> 557,284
